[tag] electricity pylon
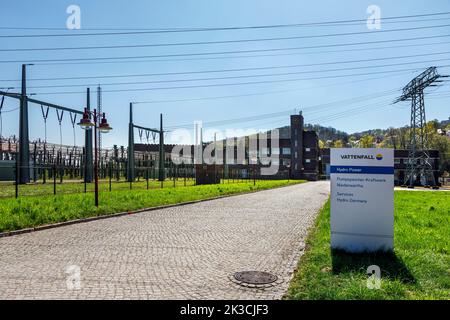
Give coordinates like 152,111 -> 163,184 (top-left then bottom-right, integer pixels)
394,67 -> 447,188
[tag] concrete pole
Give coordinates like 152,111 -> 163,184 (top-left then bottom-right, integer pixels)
127,102 -> 135,182
158,113 -> 164,181
84,88 -> 93,182
19,64 -> 30,184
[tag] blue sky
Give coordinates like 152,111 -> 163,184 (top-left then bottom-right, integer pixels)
0,0 -> 449,147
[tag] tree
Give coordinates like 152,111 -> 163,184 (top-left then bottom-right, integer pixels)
359,135 -> 375,148
332,140 -> 344,148
427,126 -> 450,175
398,126 -> 409,149
318,139 -> 325,149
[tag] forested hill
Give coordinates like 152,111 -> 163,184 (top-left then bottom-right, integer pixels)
304,123 -> 348,142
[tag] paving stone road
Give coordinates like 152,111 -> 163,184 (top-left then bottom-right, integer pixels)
0,181 -> 329,300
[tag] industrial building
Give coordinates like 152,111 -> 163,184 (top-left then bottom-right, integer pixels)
134,112 -> 321,181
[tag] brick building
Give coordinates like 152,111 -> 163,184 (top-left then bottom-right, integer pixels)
133,112 -> 320,180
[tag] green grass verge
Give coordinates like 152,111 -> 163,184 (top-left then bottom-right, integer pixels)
286,191 -> 450,300
0,179 -> 197,198
0,180 -> 304,233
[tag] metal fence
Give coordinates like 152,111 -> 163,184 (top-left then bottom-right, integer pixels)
0,163 -> 290,199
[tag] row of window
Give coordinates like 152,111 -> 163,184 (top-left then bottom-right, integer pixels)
269,158 -> 315,166
257,147 -> 315,156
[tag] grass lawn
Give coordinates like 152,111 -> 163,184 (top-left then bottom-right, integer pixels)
0,179 -> 304,233
0,179 -> 197,198
286,191 -> 450,300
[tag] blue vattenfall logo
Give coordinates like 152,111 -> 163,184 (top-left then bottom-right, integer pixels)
340,154 -> 383,160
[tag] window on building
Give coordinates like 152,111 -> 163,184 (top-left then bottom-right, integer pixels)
259,148 -> 269,156
295,152 -> 298,158
394,159 -> 401,164
305,147 -> 311,152
271,148 -> 279,155
295,140 -> 298,147
282,148 -> 291,155
305,159 -> 311,163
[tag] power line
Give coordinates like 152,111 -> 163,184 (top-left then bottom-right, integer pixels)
233,99 -> 394,131
1,12 -> 450,37
0,106 -> 19,113
25,69 -> 416,95
165,90 -> 398,129
2,46 -> 450,65
10,58 -> 450,90
175,95 -> 398,131
134,71 -> 415,105
25,64 -> 450,95
2,12 -> 450,31
308,88 -> 450,124
2,31 -> 450,53
309,99 -> 394,123
30,42 -> 450,66
2,38 -> 450,81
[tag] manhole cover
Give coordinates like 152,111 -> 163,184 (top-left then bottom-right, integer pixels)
234,271 -> 278,285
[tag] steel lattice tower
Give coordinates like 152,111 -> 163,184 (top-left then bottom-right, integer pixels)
394,67 -> 446,188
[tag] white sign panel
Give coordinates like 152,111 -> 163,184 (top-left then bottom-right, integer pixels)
330,148 -> 394,252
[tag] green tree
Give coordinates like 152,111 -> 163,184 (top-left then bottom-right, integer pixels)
427,127 -> 450,175
332,140 -> 344,148
318,139 -> 325,149
359,135 -> 375,148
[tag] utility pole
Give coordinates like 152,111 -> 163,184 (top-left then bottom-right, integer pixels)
127,103 -> 135,182
394,67 -> 448,188
127,103 -> 162,182
19,64 -> 31,184
159,113 -> 164,181
2,66 -> 87,185
214,132 -> 217,183
84,88 -> 93,182
97,86 -> 102,174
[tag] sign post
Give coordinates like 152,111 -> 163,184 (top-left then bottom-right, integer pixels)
330,148 -> 394,252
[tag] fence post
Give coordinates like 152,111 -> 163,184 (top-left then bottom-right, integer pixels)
43,163 -> 46,184
60,162 -> 63,184
109,163 -> 112,192
53,163 -> 56,195
84,165 -> 87,193
15,157 -> 19,199
173,165 -> 176,188
146,167 -> 149,190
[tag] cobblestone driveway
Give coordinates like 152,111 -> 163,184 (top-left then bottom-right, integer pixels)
0,181 -> 329,299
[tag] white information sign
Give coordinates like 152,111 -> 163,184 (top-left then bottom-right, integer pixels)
330,148 -> 394,252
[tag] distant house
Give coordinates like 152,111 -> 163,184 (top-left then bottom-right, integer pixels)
440,117 -> 450,127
